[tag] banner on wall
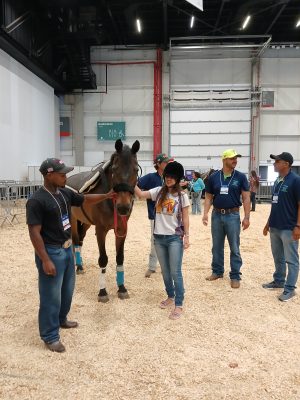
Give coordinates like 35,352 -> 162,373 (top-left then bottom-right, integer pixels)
97,122 -> 126,141
60,117 -> 71,137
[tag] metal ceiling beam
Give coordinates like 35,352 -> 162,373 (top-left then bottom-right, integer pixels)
101,0 -> 123,45
265,1 -> 290,34
163,0 -> 168,50
212,0 -> 226,35
5,10 -> 31,34
0,28 -> 66,92
167,0 -> 226,35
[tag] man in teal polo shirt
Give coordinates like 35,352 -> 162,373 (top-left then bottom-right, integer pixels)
262,152 -> 300,302
202,149 -> 250,288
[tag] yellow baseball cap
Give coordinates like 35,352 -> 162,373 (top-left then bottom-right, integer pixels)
221,149 -> 242,160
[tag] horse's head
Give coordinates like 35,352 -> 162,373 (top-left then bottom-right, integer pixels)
110,139 -> 140,216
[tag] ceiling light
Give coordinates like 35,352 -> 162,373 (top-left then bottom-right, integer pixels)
136,19 -> 142,33
242,15 -> 251,30
296,19 -> 300,28
190,16 -> 195,28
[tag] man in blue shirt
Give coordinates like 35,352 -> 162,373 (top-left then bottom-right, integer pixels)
202,149 -> 250,288
138,153 -> 170,277
262,152 -> 300,302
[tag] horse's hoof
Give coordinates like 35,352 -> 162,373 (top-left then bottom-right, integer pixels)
118,291 -> 130,300
98,295 -> 109,303
76,267 -> 85,275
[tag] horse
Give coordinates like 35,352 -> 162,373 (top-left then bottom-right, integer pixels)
67,139 -> 140,302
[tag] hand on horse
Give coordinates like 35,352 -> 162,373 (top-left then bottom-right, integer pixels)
43,260 -> 56,276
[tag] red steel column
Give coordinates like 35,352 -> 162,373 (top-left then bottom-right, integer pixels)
153,48 -> 162,158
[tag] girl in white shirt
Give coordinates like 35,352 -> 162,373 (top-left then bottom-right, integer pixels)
135,161 -> 190,320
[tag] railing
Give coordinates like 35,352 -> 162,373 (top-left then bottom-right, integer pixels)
0,181 -> 42,227
256,180 -> 274,203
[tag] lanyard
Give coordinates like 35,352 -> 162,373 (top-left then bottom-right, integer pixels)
273,179 -> 284,195
219,170 -> 235,187
43,186 -> 69,220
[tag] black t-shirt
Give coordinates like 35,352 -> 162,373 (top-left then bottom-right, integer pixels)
26,187 -> 84,245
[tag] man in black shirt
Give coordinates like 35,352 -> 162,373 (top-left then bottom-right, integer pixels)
26,158 -> 114,352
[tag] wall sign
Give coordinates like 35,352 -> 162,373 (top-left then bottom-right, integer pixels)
261,91 -> 274,108
60,117 -> 71,137
97,122 -> 126,141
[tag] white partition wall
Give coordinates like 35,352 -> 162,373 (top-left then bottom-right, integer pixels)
259,54 -> 300,167
0,49 -> 59,181
170,57 -> 252,174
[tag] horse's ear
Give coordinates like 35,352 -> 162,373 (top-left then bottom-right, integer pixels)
115,139 -> 123,153
131,140 -> 140,154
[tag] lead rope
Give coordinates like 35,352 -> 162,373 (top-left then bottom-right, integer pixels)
112,197 -> 128,238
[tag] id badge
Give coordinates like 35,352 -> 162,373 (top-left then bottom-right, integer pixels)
62,214 -> 71,230
272,195 -> 278,204
220,185 -> 229,195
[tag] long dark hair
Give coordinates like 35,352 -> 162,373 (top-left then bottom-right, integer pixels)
157,182 -> 183,209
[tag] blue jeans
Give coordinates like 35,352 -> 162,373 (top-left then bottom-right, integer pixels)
211,210 -> 242,280
154,234 -> 184,306
35,245 -> 75,343
149,219 -> 158,271
270,228 -> 299,292
191,192 -> 202,214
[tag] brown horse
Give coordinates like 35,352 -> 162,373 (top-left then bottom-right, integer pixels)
68,139 -> 140,302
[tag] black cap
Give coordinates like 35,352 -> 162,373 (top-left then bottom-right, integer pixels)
39,158 -> 74,175
270,152 -> 293,165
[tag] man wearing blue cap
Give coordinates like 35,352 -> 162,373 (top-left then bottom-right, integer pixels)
262,152 -> 300,302
202,149 -> 250,288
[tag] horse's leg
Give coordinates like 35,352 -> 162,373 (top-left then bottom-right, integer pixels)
96,225 -> 109,303
71,216 -> 83,274
116,236 -> 129,300
73,222 -> 90,274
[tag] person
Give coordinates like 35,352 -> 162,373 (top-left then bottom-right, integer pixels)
262,152 -> 300,302
135,161 -> 190,320
26,158 -> 114,352
249,170 -> 259,211
138,153 -> 171,278
202,149 -> 250,289
188,171 -> 205,215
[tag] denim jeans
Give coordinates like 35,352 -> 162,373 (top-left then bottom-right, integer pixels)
154,234 -> 184,306
191,192 -> 202,214
211,210 -> 242,280
149,219 -> 158,271
270,227 -> 299,292
35,245 -> 75,343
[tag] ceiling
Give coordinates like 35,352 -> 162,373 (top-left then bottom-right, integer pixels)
0,0 -> 299,92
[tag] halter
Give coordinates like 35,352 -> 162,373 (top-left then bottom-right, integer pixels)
112,197 -> 129,238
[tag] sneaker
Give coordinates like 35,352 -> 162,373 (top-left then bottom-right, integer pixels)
145,269 -> 155,278
262,281 -> 284,289
278,291 -> 296,302
45,340 -> 66,353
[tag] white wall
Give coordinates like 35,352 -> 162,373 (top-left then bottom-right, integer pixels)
0,49 -> 59,181
259,56 -> 300,166
60,47 -> 156,171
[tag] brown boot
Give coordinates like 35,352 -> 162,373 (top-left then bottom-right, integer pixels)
230,280 -> 240,289
205,273 -> 224,281
60,320 -> 78,329
45,341 -> 66,353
